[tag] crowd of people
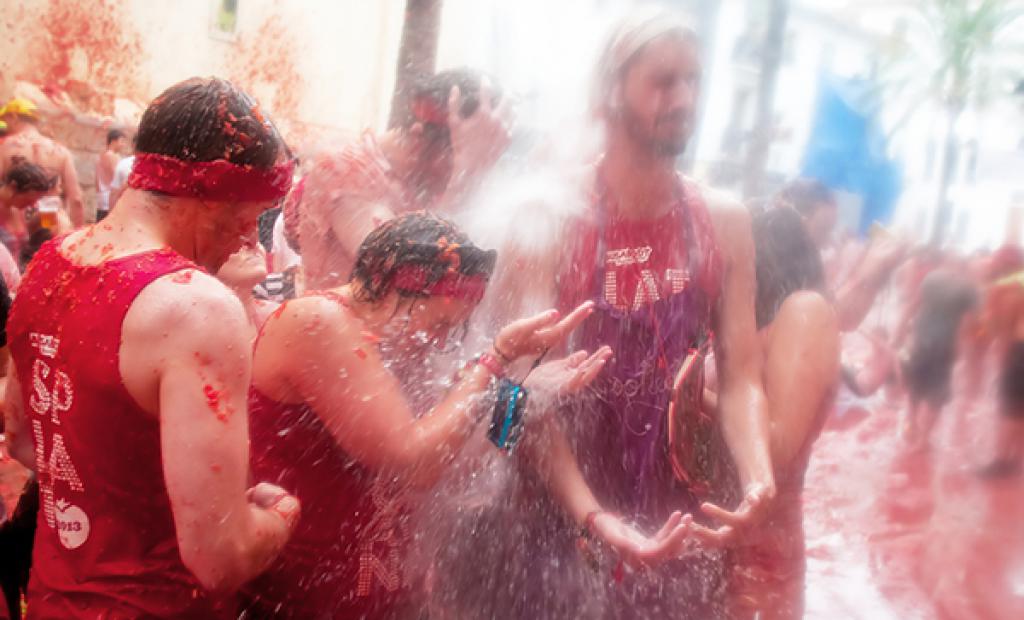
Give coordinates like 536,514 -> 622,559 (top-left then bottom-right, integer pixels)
0,7 -> 1020,620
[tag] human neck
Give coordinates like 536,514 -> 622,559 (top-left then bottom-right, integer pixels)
334,284 -> 396,333
99,189 -> 205,265
602,128 -> 680,220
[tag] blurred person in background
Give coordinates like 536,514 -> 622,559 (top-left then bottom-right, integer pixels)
0,99 -> 84,228
94,129 -> 128,221
975,244 -> 1024,478
0,158 -> 56,259
897,253 -> 979,451
107,137 -> 136,212
774,178 -> 908,332
295,69 -> 511,289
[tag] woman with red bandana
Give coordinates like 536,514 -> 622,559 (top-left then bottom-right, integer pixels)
295,69 -> 512,290
3,78 -> 300,618
240,212 -> 624,618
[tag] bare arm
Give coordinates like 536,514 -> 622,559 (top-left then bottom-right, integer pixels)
763,293 -> 840,468
833,237 -> 907,332
125,274 -> 297,592
2,363 -> 36,469
265,299 -> 595,488
709,199 -> 775,506
60,148 -> 84,227
302,152 -> 397,279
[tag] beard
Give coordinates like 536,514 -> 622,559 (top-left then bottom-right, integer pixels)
620,105 -> 691,157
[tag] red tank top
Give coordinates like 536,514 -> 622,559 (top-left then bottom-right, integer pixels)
7,239 -> 233,619
243,297 -> 409,618
558,175 -> 722,314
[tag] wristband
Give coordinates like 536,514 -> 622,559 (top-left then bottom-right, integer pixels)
487,378 -> 528,451
492,338 -> 515,364
477,351 -> 506,379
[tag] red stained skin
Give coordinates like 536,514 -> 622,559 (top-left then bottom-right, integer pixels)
170,271 -> 193,284
360,330 -> 380,344
202,383 -> 230,423
353,348 -> 367,360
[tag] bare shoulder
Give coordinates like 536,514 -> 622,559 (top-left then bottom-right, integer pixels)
259,293 -> 356,347
127,268 -> 248,345
689,182 -> 752,258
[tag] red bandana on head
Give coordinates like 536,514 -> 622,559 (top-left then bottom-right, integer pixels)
392,265 -> 487,303
411,96 -> 448,126
127,153 -> 295,202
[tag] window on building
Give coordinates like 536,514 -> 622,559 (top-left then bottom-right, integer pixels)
213,0 -> 238,37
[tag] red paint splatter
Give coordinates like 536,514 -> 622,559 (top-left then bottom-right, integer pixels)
202,383 -> 230,423
18,0 -> 146,115
226,11 -> 307,134
361,330 -> 380,344
171,271 -> 193,284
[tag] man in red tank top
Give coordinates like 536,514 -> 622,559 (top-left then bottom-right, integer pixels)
294,69 -> 511,289
508,9 -> 777,618
3,78 -> 300,619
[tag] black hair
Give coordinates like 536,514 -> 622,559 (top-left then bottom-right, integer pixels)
3,158 -> 57,194
106,129 -> 126,145
135,77 -> 284,168
776,178 -> 836,218
349,211 -> 497,303
404,69 -> 502,144
753,205 -> 827,328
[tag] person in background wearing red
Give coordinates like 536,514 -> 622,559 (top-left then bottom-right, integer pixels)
293,69 -> 511,289
2,77 -> 300,618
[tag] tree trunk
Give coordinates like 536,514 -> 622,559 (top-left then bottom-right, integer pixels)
388,0 -> 444,129
930,105 -> 962,244
742,0 -> 789,200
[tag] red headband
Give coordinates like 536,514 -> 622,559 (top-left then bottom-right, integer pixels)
411,96 -> 448,126
127,153 -> 295,202
392,265 -> 487,303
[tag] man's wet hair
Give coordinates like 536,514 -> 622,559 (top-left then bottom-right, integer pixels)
349,211 -> 497,303
135,77 -> 284,168
753,205 -> 827,328
3,158 -> 57,194
106,129 -> 126,146
776,178 -> 836,218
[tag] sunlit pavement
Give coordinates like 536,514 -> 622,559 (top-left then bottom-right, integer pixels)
805,387 -> 1024,620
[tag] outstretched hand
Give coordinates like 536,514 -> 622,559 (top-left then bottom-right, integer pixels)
495,302 -> 595,361
589,511 -> 690,569
524,346 -> 612,400
692,482 -> 774,547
